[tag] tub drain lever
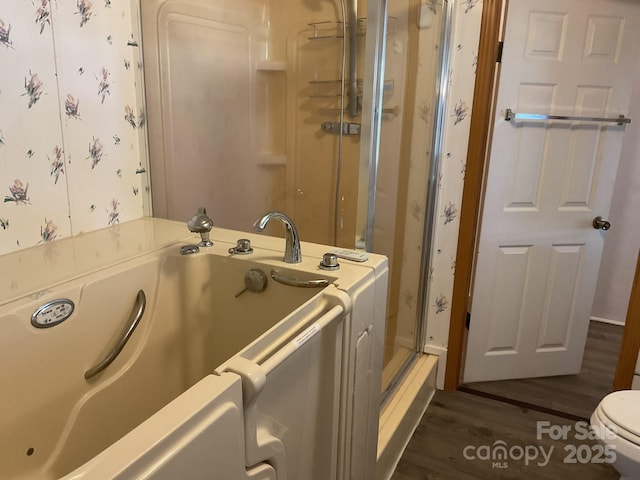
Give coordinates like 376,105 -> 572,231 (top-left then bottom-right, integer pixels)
235,269 -> 268,298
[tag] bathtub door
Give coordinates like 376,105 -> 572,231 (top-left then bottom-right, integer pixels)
62,374 -> 276,480
217,288 -> 352,480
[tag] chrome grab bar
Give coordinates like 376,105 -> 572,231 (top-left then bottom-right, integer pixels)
270,270 -> 330,288
504,108 -> 631,125
84,290 -> 146,380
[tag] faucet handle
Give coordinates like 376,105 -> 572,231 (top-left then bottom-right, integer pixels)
187,207 -> 213,247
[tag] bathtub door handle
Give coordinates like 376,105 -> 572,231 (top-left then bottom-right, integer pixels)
270,269 -> 330,288
84,290 -> 146,380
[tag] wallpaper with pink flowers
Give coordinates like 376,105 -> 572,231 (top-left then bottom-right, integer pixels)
0,0 -> 146,256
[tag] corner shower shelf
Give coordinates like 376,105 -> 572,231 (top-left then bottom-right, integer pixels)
307,78 -> 394,99
308,79 -> 363,99
308,79 -> 364,84
316,105 -> 399,116
307,17 -> 397,40
307,19 -> 366,40
257,154 -> 287,166
256,60 -> 287,71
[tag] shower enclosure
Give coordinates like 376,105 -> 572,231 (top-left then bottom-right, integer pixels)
141,0 -> 446,395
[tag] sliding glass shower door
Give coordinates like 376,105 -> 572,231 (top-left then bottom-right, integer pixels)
360,0 -> 446,392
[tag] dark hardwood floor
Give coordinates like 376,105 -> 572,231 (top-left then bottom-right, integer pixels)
391,390 -> 618,480
461,321 -> 623,420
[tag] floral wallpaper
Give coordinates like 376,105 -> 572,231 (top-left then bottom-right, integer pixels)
381,0 -> 483,354
424,0 -> 483,349
0,0 -> 147,256
391,0 -> 442,350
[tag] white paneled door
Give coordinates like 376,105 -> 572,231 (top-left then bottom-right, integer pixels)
464,0 -> 640,383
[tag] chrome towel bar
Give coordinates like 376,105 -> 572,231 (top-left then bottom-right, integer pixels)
504,108 -> 631,125
85,290 -> 146,380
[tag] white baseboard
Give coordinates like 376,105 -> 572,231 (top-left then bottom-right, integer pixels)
590,316 -> 625,327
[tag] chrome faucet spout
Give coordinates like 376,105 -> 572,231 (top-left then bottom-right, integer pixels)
253,212 -> 302,264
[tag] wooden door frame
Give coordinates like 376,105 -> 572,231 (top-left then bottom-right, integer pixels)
614,251 -> 640,390
444,0 -> 640,391
443,0 -> 503,391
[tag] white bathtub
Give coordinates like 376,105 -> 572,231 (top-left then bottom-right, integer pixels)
0,218 -> 388,480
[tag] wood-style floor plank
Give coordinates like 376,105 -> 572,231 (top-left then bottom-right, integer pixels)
461,321 -> 623,420
391,390 -> 618,479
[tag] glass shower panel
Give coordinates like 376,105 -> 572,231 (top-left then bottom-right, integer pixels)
281,15 -> 361,247
366,0 -> 444,392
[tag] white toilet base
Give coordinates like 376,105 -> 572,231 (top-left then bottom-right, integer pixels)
591,410 -> 640,480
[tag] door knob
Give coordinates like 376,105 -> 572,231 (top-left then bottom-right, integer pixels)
593,216 -> 611,231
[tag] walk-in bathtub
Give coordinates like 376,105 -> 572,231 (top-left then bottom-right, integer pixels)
0,218 -> 388,479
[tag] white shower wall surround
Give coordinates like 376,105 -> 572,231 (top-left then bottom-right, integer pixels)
0,0 -> 146,255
